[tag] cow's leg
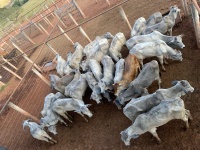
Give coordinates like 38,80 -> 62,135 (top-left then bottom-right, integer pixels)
164,58 -> 169,65
76,111 -> 89,122
169,28 -> 172,36
185,109 -> 193,121
157,56 -> 166,71
139,59 -> 143,68
59,112 -> 73,123
149,128 -> 162,143
182,112 -> 189,130
58,117 -> 68,126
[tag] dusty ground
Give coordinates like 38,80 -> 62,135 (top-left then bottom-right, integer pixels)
1,0 -> 200,150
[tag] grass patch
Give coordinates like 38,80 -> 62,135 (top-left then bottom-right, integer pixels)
0,82 -> 9,92
0,0 -> 11,8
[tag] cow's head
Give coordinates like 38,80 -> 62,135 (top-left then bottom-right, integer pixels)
48,125 -> 58,135
80,105 -> 93,118
172,80 -> 194,95
170,49 -> 182,61
168,35 -> 185,49
113,82 -> 126,96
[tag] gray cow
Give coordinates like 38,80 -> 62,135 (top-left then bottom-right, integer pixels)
89,59 -> 103,82
108,32 -> 126,61
131,17 -> 146,37
126,30 -> 185,50
49,72 -> 75,93
41,92 -> 64,117
123,80 -> 194,122
115,60 -> 161,108
130,40 -> 182,71
98,55 -> 115,93
23,120 -> 57,144
146,12 -> 162,27
121,98 -> 192,146
52,98 -> 93,122
85,72 -> 102,104
143,6 -> 181,35
114,59 -> 125,84
69,74 -> 88,100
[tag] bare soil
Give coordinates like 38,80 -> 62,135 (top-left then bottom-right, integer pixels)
1,0 -> 200,150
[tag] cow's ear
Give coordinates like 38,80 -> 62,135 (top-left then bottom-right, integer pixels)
179,34 -> 184,38
172,81 -> 178,85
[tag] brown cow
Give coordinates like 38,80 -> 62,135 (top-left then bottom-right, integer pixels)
113,54 -> 140,96
40,57 -> 57,73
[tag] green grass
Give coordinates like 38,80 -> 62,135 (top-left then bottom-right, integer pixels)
0,82 -> 9,92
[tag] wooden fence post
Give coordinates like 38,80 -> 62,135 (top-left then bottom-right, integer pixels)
190,3 -> 200,48
54,11 -> 67,28
22,31 -> 35,44
10,41 -> 42,72
32,68 -> 51,86
57,25 -> 74,45
119,6 -> 132,31
40,14 -> 54,27
8,102 -> 40,124
1,56 -> 18,70
73,0 -> 86,18
79,27 -> 92,43
37,22 -> 50,35
68,13 -> 78,26
181,0 -> 190,16
1,65 -> 22,80
106,0 -> 111,6
46,43 -> 59,55
33,22 -> 44,33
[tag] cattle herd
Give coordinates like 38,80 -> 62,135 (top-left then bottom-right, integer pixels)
22,6 -> 195,146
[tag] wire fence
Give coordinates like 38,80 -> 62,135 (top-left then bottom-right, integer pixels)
0,0 -> 184,149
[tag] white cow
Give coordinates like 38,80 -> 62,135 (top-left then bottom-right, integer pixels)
130,40 -> 182,71
131,17 -> 146,37
108,32 -> 126,61
123,80 -> 194,122
146,12 -> 162,27
52,98 -> 93,122
113,59 -> 125,84
121,98 -> 192,146
23,120 -> 57,144
126,30 -> 185,50
89,59 -> 103,82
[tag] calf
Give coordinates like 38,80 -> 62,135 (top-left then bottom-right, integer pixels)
131,17 -> 146,37
49,72 -> 75,93
52,98 -> 93,122
114,59 -> 125,84
123,80 -> 194,122
108,32 -> 126,61
126,30 -> 185,50
113,54 -> 140,96
23,120 -> 57,144
115,60 -> 161,108
130,40 -> 182,71
121,98 -> 192,146
143,6 -> 181,35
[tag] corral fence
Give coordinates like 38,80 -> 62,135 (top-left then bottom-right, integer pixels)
0,0 -> 196,149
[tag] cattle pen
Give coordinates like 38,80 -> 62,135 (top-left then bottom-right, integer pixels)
1,0 -> 200,149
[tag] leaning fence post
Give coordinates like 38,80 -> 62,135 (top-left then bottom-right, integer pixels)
37,22 -> 50,35
119,6 -> 132,31
73,0 -> 86,18
57,25 -> 74,45
1,56 -> 18,70
79,27 -> 92,43
46,43 -> 59,55
181,0 -> 190,16
22,30 -> 35,44
1,65 -> 22,80
190,3 -> 200,48
33,22 -> 44,33
32,68 -> 51,86
54,11 -> 67,28
8,102 -> 40,124
106,0 -> 111,6
10,40 -> 42,72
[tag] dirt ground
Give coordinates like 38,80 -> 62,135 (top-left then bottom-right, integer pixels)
1,0 -> 200,150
